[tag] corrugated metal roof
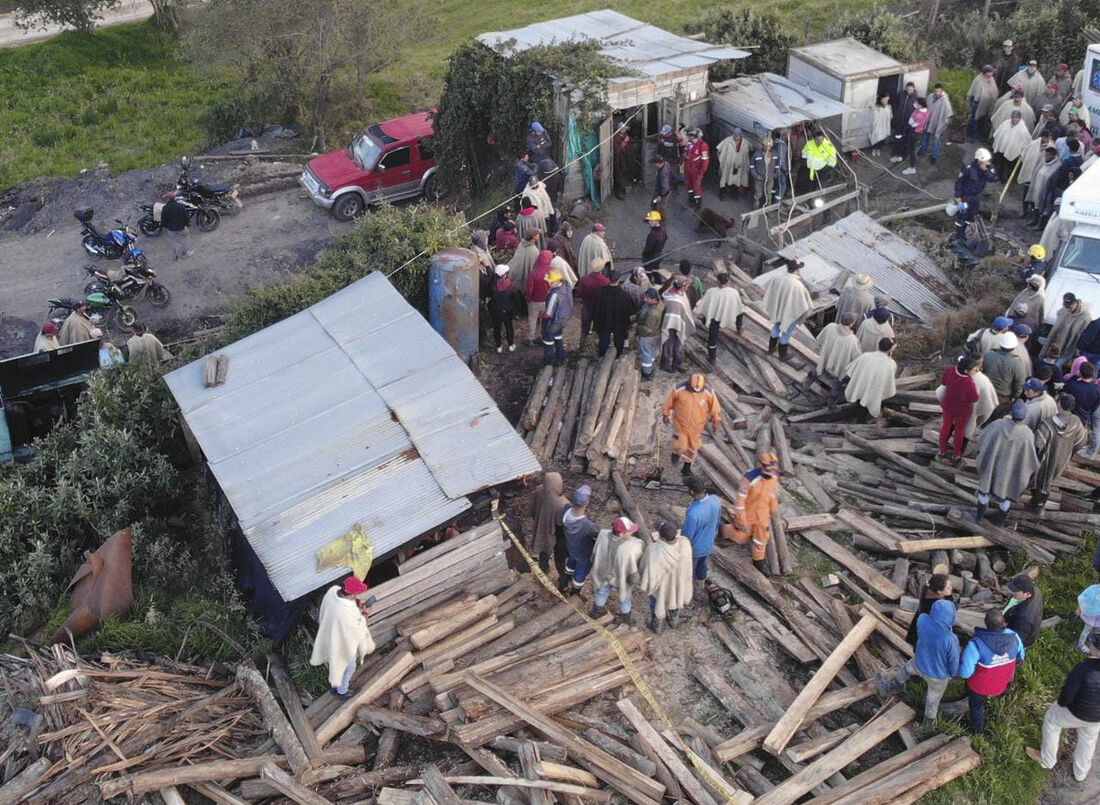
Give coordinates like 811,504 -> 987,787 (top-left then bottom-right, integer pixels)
477,10 -> 748,83
711,73 -> 853,134
776,211 -> 961,324
164,272 -> 540,602
790,38 -> 904,79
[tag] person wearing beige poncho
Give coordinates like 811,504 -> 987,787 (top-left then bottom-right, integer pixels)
812,313 -> 861,384
639,522 -> 694,634
856,308 -> 895,353
590,517 -> 645,625
842,337 -> 898,418
310,577 -> 375,695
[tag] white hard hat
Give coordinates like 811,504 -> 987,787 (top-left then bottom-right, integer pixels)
945,202 -> 959,217
997,331 -> 1018,350
975,148 -> 993,162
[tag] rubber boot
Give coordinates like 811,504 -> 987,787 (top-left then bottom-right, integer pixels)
1026,492 -> 1047,513
681,462 -> 694,477
778,342 -> 789,359
707,345 -> 717,364
668,609 -> 681,629
752,558 -> 769,575
974,501 -> 987,522
620,610 -> 634,627
648,614 -> 665,634
768,336 -> 778,354
590,603 -> 606,619
735,314 -> 744,333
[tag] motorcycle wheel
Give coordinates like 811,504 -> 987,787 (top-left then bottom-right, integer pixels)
138,216 -> 162,237
223,196 -> 243,216
82,234 -> 105,260
117,306 -> 137,329
195,208 -> 220,232
146,283 -> 171,308
85,281 -> 107,296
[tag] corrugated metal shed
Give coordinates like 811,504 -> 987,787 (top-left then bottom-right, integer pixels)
164,272 -> 540,602
710,74 -> 853,140
774,211 -> 961,324
790,38 -> 903,80
477,10 -> 748,85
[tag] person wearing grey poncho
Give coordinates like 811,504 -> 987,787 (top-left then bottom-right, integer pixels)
967,66 -> 1000,140
1029,394 -> 1087,510
1007,275 -> 1045,325
578,224 -> 613,277
1042,294 -> 1092,362
836,274 -> 875,322
589,517 -> 645,625
919,85 -> 954,163
529,471 -> 568,581
992,93 -> 1035,132
763,259 -> 813,358
508,235 -> 540,291
806,313 -> 861,393
1009,62 -> 1047,111
1025,147 -> 1061,222
841,337 -> 898,418
639,522 -> 694,634
1020,378 -> 1057,431
975,401 -> 1040,524
856,307 -> 895,353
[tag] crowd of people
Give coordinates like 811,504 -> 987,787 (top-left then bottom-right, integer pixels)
33,301 -> 172,371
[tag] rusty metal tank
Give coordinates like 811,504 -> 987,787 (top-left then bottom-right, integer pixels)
428,247 -> 480,365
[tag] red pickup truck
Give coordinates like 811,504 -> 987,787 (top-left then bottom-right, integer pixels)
299,110 -> 440,221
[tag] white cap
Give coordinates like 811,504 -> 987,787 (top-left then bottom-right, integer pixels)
975,148 -> 993,162
997,331 -> 1018,350
494,264 -> 509,277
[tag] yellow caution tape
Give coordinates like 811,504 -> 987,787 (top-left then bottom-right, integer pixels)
494,512 -> 747,804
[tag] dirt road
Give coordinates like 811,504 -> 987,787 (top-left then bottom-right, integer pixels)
0,0 -> 153,48
0,184 -> 341,356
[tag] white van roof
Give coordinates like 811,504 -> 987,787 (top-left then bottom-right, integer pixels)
1062,165 -> 1100,225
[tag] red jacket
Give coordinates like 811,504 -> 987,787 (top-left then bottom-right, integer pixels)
577,271 -> 610,307
686,140 -> 710,174
526,257 -> 552,304
940,366 -> 979,416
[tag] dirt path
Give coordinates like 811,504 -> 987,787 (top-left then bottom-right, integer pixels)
0,186 -> 341,355
0,0 -> 154,48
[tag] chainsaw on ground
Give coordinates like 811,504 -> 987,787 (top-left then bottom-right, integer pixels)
632,468 -> 691,492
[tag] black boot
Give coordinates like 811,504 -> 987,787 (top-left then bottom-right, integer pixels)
768,337 -> 778,354
753,559 -> 769,575
590,603 -> 606,619
778,342 -> 789,359
648,614 -> 665,634
620,610 -> 635,627
974,501 -> 987,522
681,462 -> 694,477
735,314 -> 744,333
668,609 -> 681,629
1026,492 -> 1047,512
707,345 -> 717,364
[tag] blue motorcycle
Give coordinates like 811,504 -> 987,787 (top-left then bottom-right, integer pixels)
75,207 -> 148,267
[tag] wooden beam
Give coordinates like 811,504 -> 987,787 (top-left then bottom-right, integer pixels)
819,737 -> 978,805
268,654 -> 325,766
763,615 -> 878,756
315,650 -> 417,746
415,776 -> 612,802
408,595 -> 499,649
260,763 -> 334,805
237,665 -> 311,778
893,536 -> 995,554
356,705 -> 447,738
805,734 -> 952,805
420,765 -> 465,805
797,530 -> 904,600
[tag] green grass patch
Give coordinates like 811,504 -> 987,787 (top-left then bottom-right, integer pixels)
0,19 -> 224,189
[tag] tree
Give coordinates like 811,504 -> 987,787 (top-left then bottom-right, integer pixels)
825,7 -> 923,63
181,0 -> 434,149
685,9 -> 793,81
13,0 -> 119,32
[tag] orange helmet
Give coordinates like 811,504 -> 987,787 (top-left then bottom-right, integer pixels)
689,373 -> 706,391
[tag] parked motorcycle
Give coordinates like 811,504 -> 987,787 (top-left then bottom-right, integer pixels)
48,292 -> 136,329
75,208 -> 148,266
177,156 -> 242,215
82,263 -> 170,307
136,197 -> 219,237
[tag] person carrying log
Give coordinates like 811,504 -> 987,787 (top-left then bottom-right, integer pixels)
681,475 -> 721,602
694,272 -> 744,363
662,373 -> 721,477
724,452 -> 781,575
1028,630 -> 1100,782
590,517 -> 645,625
833,337 -> 898,420
938,355 -> 981,463
876,599 -> 960,727
959,608 -> 1025,735
805,312 -> 861,392
530,471 -> 570,590
640,521 -> 694,634
975,401 -> 1040,524
310,576 -> 376,698
763,258 -> 813,359
560,485 -> 600,596
1029,393 -> 1088,511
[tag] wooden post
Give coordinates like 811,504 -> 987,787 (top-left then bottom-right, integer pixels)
261,763 -> 335,805
763,615 -> 878,756
315,650 -> 417,746
236,665 -> 311,778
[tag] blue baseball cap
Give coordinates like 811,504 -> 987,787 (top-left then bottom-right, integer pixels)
1024,377 -> 1045,392
574,485 -> 592,505
1010,401 -> 1027,421
993,316 -> 1012,329
1012,322 -> 1032,337
531,122 -> 545,133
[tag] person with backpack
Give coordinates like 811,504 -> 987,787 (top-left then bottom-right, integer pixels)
959,609 -> 1026,734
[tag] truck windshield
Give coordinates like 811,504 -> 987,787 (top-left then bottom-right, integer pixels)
350,134 -> 383,170
1060,234 -> 1100,274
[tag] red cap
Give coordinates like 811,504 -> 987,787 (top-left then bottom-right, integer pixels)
612,517 -> 639,534
343,577 -> 369,596
43,322 -> 59,334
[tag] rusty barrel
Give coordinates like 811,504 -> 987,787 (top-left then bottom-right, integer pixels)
428,247 -> 480,365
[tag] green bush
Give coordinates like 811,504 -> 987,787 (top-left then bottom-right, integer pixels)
925,10 -> 1005,71
1004,0 -> 1100,73
825,6 -> 923,63
685,9 -> 793,80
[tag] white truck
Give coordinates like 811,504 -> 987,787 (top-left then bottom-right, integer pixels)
1043,162 -> 1100,327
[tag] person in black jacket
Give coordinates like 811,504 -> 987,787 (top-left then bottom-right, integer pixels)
487,265 -> 521,353
905,573 -> 953,647
953,150 -> 997,244
1004,573 -> 1044,648
1029,630 -> 1100,781
591,270 -> 637,358
641,210 -> 667,271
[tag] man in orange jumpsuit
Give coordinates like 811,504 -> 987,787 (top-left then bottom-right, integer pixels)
662,373 -> 721,477
726,452 -> 782,574
683,128 -> 710,207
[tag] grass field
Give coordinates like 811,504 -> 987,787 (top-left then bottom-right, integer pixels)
0,20 -> 221,188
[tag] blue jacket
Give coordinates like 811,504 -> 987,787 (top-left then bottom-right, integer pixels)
954,160 -> 996,202
914,599 -> 961,679
682,494 -> 721,559
959,627 -> 1025,678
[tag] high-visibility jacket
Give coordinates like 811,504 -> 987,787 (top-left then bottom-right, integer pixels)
802,139 -> 838,179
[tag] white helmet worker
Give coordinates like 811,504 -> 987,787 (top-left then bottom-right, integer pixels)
975,148 -> 993,163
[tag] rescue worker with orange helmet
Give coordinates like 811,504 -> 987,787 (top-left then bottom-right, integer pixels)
726,452 -> 782,574
662,373 -> 722,477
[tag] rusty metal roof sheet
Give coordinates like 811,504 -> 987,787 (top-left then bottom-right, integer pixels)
478,10 -> 748,81
165,272 -> 539,601
777,211 -> 960,324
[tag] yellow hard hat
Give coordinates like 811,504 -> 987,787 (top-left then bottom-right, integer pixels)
547,269 -> 564,283
1028,244 -> 1047,260
645,210 -> 662,222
